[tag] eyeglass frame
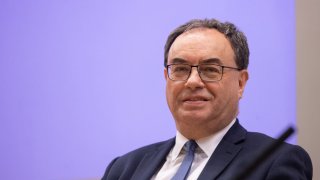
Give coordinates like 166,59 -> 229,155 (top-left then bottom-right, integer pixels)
166,63 -> 241,82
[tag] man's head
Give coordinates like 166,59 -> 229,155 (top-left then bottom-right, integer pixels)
164,19 -> 249,70
164,19 -> 249,139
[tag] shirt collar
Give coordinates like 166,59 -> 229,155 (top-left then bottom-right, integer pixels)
171,131 -> 189,160
172,118 -> 236,160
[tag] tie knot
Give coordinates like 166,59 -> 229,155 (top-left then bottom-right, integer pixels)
185,140 -> 197,153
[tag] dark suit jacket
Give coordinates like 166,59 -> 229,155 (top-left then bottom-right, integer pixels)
102,120 -> 312,180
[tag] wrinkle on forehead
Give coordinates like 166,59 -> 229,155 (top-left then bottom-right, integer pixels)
168,28 -> 235,65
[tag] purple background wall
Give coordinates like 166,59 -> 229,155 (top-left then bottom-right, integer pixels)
0,1 -> 295,179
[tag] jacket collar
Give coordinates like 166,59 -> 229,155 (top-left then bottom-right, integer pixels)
131,119 -> 247,180
131,138 -> 175,180
198,119 -> 247,180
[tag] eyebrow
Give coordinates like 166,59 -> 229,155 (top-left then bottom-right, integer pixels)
169,58 -> 222,65
169,58 -> 189,64
200,58 -> 222,65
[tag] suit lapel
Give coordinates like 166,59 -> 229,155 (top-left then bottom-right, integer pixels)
131,138 -> 175,180
198,120 -> 247,180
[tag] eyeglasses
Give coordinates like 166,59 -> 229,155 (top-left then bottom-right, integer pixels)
166,64 -> 241,82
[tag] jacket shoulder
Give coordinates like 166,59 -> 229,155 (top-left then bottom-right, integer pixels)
120,138 -> 174,159
102,138 -> 175,180
241,131 -> 313,179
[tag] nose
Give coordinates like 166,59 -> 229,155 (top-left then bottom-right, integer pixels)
185,67 -> 205,90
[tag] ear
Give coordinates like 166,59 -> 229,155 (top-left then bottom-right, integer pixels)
164,68 -> 168,81
238,70 -> 249,99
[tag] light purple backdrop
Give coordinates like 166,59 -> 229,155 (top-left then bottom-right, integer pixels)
0,1 -> 295,179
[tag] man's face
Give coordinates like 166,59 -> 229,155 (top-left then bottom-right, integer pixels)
165,28 -> 248,139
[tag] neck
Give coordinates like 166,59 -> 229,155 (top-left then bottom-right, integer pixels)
177,118 -> 235,140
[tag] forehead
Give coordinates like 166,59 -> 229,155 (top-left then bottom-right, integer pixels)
168,28 -> 235,65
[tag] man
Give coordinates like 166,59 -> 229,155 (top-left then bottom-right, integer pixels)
102,19 -> 312,180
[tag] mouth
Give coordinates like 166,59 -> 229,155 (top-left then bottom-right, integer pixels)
183,96 -> 210,103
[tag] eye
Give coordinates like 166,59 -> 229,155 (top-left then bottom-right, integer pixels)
172,65 -> 190,73
200,65 -> 220,73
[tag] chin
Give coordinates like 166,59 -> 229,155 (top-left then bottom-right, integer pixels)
180,113 -> 209,123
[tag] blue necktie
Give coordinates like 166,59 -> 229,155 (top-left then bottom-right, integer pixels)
172,140 -> 197,180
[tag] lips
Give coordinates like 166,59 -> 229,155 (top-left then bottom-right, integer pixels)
181,95 -> 210,109
183,96 -> 209,102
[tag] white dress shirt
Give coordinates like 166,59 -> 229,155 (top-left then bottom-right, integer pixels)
152,119 -> 236,180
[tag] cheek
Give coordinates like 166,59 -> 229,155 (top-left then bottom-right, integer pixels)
206,81 -> 235,102
166,83 -> 175,107
216,80 -> 239,101
166,82 -> 182,107
205,83 -> 220,97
